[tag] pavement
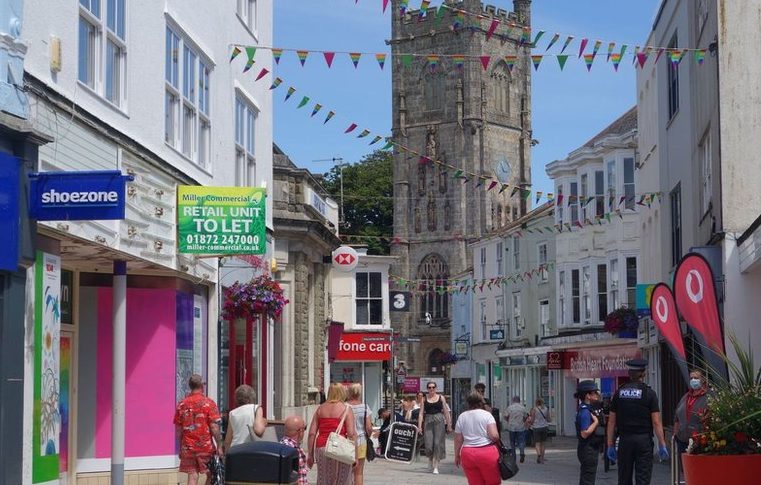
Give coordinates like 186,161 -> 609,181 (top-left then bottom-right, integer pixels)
307,436 -> 672,485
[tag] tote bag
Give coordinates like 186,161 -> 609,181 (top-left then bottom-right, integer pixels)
324,405 -> 356,465
496,440 -> 519,480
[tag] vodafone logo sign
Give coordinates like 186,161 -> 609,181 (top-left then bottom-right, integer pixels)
332,246 -> 359,272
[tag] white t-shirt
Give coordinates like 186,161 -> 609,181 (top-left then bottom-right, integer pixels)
455,409 -> 496,447
506,403 -> 527,432
229,404 -> 258,446
531,406 -> 549,429
350,403 -> 372,440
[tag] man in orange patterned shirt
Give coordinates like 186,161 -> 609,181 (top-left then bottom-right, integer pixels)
174,374 -> 223,485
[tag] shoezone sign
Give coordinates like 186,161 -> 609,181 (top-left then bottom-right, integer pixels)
177,186 -> 266,254
385,422 -> 419,464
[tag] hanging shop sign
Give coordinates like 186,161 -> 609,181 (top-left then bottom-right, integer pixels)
332,245 -> 359,272
636,283 -> 656,317
177,186 -> 267,255
0,153 -> 20,271
334,332 -> 391,361
489,329 -> 505,341
389,291 -> 411,311
454,341 -> 469,357
28,170 -> 132,221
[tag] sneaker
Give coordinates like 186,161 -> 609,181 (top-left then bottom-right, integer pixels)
433,468 -> 439,474
537,456 -> 541,464
520,455 -> 525,463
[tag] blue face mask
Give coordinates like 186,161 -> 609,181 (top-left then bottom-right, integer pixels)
689,378 -> 702,390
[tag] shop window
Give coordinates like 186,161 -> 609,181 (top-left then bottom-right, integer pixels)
356,272 -> 382,325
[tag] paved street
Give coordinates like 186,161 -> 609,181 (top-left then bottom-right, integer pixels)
308,437 -> 671,485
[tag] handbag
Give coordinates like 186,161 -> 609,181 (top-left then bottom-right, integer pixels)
207,454 -> 225,485
324,405 -> 356,465
496,440 -> 519,480
364,406 -> 376,462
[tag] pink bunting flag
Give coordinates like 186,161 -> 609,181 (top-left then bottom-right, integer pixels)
376,53 -> 387,70
323,52 -> 335,68
486,19 -> 500,41
578,38 -> 589,58
349,52 -> 362,68
636,52 -> 649,68
487,180 -> 498,191
480,56 -> 491,70
255,68 -> 269,81
344,123 -> 358,134
383,0 -> 389,13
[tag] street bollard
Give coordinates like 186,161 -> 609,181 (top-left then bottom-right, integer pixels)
225,441 -> 300,485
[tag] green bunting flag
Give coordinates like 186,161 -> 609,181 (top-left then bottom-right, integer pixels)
272,48 -> 283,64
350,52 -> 361,68
284,87 -> 296,101
296,50 -> 309,66
434,5 -> 447,26
324,111 -> 335,124
546,33 -> 560,51
376,53 -> 387,70
557,55 -> 570,70
269,77 -> 283,90
244,47 -> 256,72
453,169 -> 464,179
297,96 -> 309,108
533,30 -> 546,46
401,54 -> 413,68
230,46 -> 242,62
531,55 -> 543,71
381,139 -> 394,150
311,104 -> 322,117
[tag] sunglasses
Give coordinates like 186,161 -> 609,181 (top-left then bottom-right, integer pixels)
427,386 -> 436,389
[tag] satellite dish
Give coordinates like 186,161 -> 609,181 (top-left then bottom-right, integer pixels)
495,160 -> 512,184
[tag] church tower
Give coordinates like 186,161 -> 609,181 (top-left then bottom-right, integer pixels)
390,0 -> 532,376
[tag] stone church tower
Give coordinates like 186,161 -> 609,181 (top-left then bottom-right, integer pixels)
390,0 -> 532,377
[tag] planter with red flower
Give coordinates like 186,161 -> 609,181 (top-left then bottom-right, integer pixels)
222,274 -> 289,321
682,335 -> 761,484
603,307 -> 640,338
438,352 -> 460,366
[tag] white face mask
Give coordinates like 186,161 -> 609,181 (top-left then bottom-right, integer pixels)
689,378 -> 702,390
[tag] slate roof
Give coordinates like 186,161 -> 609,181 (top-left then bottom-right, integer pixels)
583,106 -> 637,148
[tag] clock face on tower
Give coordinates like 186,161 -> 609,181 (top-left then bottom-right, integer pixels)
494,159 -> 512,184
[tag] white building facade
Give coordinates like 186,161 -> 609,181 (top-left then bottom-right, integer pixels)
20,1 -> 272,483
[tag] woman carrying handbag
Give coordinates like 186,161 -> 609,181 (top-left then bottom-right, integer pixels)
307,383 -> 358,485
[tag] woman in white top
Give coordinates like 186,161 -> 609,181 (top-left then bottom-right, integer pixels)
223,385 -> 267,451
527,398 -> 550,463
454,393 -> 502,485
347,383 -> 373,485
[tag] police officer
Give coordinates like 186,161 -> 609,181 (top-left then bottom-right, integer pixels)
575,380 -> 602,485
606,359 -> 669,485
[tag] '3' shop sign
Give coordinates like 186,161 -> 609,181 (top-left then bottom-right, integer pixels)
177,186 -> 267,255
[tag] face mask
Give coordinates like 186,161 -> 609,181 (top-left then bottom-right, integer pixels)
689,378 -> 702,390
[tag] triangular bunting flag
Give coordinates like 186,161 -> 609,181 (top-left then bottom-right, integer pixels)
323,52 -> 335,68
401,54 -> 413,68
533,30 -> 546,46
230,46 -> 242,62
505,55 -> 517,71
376,53 -> 387,70
669,49 -> 684,67
418,0 -> 430,19
434,5 -> 447,26
284,87 -> 296,101
369,135 -> 383,145
557,55 -> 569,70
636,52 -> 649,68
480,56 -> 491,70
324,111 -> 335,124
269,77 -> 283,90
311,104 -> 322,117
499,184 -> 510,194
243,47 -> 256,72
592,40 -> 602,57
350,52 -> 361,68
520,27 -> 532,45
297,96 -> 309,108
486,19 -> 500,41
487,180 -> 498,191
535,191 -> 543,204
255,68 -> 269,81
583,54 -> 596,71
344,123 -> 358,134
272,48 -> 283,64
694,49 -> 706,65
426,54 -> 440,70
399,0 -> 408,16
607,42 -> 616,61
578,38 -> 589,58
531,55 -> 543,71
357,129 -> 371,138
453,169 -> 464,179
510,186 -> 520,198
453,55 -> 466,70
655,47 -> 666,64
556,194 -> 564,206
619,44 -> 628,58
561,35 -> 574,54
611,53 -> 622,71
383,0 -> 389,13
381,139 -> 394,150
296,50 -> 309,66
546,33 -> 560,52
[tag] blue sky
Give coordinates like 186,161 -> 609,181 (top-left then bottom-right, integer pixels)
272,0 -> 660,201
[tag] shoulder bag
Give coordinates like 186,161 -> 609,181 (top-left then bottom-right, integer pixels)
324,405 -> 356,465
364,406 -> 376,461
496,439 -> 519,480
247,404 -> 259,441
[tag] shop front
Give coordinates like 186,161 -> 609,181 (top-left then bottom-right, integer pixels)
329,331 -> 391,416
548,343 -> 640,436
497,347 -> 552,424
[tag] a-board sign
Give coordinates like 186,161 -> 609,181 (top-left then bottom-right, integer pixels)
384,422 -> 419,463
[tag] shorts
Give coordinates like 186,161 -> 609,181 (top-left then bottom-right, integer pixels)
179,453 -> 212,474
357,442 -> 367,460
533,427 -> 549,443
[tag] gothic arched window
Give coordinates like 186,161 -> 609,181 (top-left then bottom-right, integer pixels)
490,61 -> 511,114
418,254 -> 449,324
423,71 -> 445,112
428,348 -> 445,375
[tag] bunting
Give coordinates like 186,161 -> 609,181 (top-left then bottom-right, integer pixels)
243,47 -> 256,72
357,129 -> 371,138
350,52 -> 362,68
505,55 -> 517,71
269,77 -> 282,90
557,55 -> 569,71
560,35 -> 575,54
324,111 -> 335,124
531,55 -> 543,71
311,104 -> 323,117
480,56 -> 491,71
297,96 -> 310,108
296,50 -> 309,66
486,19 -> 500,41
376,53 -> 387,70
607,42 -> 616,61
532,30 -> 546,46
255,68 -> 269,82
592,40 -> 602,57
426,54 -> 440,70
578,38 -> 589,58
369,135 -> 383,145
284,87 -> 296,101
344,123 -> 358,134
694,49 -> 706,65
610,53 -> 622,71
230,46 -> 242,62
546,33 -> 560,51
583,53 -> 595,71
453,55 -> 466,69
324,52 -> 335,68
271,48 -> 283,64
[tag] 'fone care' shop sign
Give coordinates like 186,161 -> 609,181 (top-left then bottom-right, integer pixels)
177,186 -> 266,255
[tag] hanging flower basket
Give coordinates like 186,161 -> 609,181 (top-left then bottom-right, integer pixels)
222,274 -> 289,321
603,307 -> 639,336
438,352 -> 460,365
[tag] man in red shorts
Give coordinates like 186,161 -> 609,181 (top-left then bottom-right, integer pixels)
174,374 -> 223,485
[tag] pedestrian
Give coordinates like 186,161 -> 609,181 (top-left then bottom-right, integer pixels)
528,398 -> 550,463
606,359 -> 669,485
454,393 -> 502,485
347,383 -> 374,485
281,415 -> 309,485
223,384 -> 267,451
307,382 -> 358,485
673,369 -> 710,478
377,407 -> 392,455
504,396 -> 528,463
575,380 -> 602,485
474,383 -> 492,411
401,395 -> 419,424
417,380 -> 452,474
173,374 -> 223,485
414,391 -> 425,411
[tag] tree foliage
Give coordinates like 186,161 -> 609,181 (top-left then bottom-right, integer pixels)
321,150 -> 393,255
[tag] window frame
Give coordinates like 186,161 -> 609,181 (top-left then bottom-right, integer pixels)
537,242 -> 548,282
700,131 -> 712,216
610,258 -> 620,310
624,157 -> 635,210
78,0 -> 127,108
670,184 -> 682,267
606,160 -> 616,212
582,265 -> 591,324
235,94 -> 258,187
512,236 -> 520,271
667,32 -> 680,122
580,173 -> 589,222
595,170 -> 605,218
571,269 -> 580,324
496,242 -> 504,277
512,292 -> 522,338
479,246 -> 487,279
558,270 -> 566,326
539,299 -> 550,337
480,299 -> 488,341
570,182 -> 579,223
356,272 -> 383,326
237,0 -> 259,36
625,257 -> 637,308
597,264 -> 608,323
556,184 -> 564,223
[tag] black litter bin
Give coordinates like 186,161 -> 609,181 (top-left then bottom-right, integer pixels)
226,441 -> 299,484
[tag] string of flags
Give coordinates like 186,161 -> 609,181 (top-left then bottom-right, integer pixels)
387,262 -> 556,295
231,47 -> 663,206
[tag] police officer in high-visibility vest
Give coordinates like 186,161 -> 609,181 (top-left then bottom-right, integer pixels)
575,380 -> 603,485
606,359 -> 669,485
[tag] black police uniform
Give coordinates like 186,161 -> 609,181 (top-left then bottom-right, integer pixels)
610,380 -> 660,485
576,402 -> 602,485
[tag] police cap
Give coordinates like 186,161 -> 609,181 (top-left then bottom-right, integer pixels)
576,380 -> 599,394
625,358 -> 648,371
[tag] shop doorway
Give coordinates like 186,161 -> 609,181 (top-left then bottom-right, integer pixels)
59,330 -> 75,485
221,316 -> 263,414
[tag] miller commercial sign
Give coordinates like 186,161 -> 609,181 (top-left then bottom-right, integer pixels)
177,186 -> 266,255
28,170 -> 132,221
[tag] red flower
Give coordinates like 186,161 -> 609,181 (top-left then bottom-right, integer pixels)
734,431 -> 748,444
